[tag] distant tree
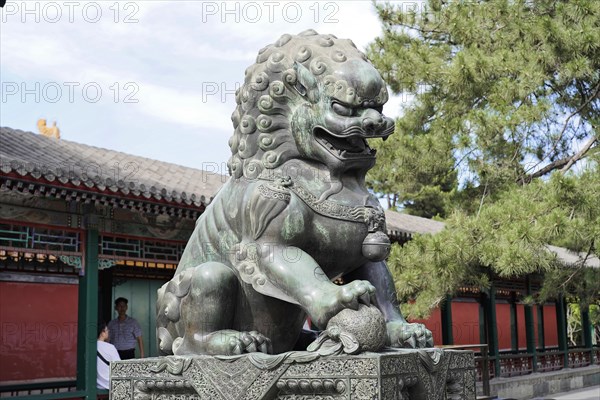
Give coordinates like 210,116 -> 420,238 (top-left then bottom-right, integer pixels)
565,303 -> 600,346
567,303 -> 583,346
387,163 -> 599,318
366,0 -> 600,317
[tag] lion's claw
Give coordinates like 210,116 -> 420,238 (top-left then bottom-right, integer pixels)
359,292 -> 371,306
339,281 -> 375,309
196,329 -> 271,355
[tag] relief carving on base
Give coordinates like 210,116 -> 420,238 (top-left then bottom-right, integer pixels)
110,349 -> 475,400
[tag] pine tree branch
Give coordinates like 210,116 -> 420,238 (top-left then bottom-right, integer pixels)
518,156 -> 572,183
524,81 -> 600,178
476,180 -> 488,219
561,136 -> 598,174
385,18 -> 457,45
517,136 -> 598,183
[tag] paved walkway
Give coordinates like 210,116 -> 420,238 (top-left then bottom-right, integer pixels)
534,385 -> 600,400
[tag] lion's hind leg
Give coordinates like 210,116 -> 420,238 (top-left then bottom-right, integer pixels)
157,267 -> 196,355
157,261 -> 272,356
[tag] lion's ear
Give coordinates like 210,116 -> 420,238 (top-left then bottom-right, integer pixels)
293,62 -> 319,103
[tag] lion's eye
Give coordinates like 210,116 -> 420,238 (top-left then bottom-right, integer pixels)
294,82 -> 307,97
332,102 -> 353,117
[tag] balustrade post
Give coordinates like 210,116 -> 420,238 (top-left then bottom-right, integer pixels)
482,345 -> 490,397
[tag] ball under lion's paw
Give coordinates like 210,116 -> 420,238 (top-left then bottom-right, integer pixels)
328,304 -> 387,352
308,304 -> 387,355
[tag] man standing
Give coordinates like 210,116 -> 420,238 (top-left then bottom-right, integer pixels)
97,322 -> 120,390
108,297 -> 145,359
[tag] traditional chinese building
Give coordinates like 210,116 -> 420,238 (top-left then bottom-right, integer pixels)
0,127 -> 223,398
0,126 -> 597,399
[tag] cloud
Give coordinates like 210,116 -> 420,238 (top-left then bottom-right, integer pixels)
1,0 -> 407,169
136,82 -> 232,130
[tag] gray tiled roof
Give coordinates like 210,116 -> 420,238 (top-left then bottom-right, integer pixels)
385,210 -> 445,236
0,127 -> 227,207
546,245 -> 600,269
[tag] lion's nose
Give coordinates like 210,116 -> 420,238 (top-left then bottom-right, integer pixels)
362,109 -> 385,135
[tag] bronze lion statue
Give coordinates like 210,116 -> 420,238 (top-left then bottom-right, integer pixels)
156,30 -> 433,356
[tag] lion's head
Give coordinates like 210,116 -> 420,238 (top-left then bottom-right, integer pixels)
228,30 -> 395,179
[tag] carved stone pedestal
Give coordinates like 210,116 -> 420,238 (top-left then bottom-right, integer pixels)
109,349 -> 475,400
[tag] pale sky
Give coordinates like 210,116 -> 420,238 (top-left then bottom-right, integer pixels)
1,1 -> 414,174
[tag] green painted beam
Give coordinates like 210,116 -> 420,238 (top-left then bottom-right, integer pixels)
524,279 -> 537,371
555,295 -> 568,368
537,305 -> 545,351
441,295 -> 454,345
479,297 -> 486,345
483,285 -> 500,377
76,228 -> 99,399
581,304 -> 593,363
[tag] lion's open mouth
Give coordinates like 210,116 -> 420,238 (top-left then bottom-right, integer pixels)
314,127 -> 378,159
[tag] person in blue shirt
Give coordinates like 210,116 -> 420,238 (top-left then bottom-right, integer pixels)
108,298 -> 144,359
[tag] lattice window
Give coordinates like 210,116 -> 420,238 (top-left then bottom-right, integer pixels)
0,224 -> 30,248
99,236 -> 142,258
143,242 -> 184,261
32,229 -> 80,252
0,223 -> 81,253
99,235 -> 184,263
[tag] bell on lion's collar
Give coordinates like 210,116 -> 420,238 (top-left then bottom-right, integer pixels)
361,231 -> 391,261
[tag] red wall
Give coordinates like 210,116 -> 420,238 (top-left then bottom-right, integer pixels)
515,304 -> 539,349
496,303 -> 511,350
544,304 -> 558,347
0,281 -> 78,383
451,301 -> 480,345
517,304 -> 526,349
409,301 -> 481,346
408,300 -> 559,349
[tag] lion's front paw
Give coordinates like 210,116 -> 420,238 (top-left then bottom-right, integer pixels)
386,321 -> 434,348
310,280 -> 376,328
174,329 -> 272,356
220,330 -> 273,355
